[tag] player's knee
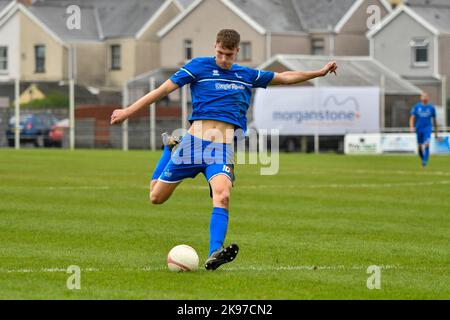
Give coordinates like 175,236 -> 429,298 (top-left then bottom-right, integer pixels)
213,189 -> 231,207
150,191 -> 165,205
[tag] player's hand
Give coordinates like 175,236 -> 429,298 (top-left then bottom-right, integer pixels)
110,109 -> 129,125
409,127 -> 415,133
321,61 -> 338,76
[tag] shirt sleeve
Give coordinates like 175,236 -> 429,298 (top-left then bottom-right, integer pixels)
431,106 -> 436,118
252,69 -> 275,88
410,105 -> 417,116
170,59 -> 200,88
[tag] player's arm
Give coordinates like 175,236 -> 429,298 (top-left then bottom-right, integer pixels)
269,61 -> 337,85
110,80 -> 179,125
433,116 -> 438,138
409,115 -> 416,133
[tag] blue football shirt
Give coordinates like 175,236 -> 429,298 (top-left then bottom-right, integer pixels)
170,57 -> 275,131
410,103 -> 436,130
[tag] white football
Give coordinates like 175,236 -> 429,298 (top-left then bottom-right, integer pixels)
167,245 -> 199,272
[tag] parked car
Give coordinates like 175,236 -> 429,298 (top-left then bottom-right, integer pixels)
6,113 -> 59,147
48,118 -> 69,148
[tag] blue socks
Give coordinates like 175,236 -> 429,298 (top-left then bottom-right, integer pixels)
209,207 -> 229,256
151,146 -> 172,181
423,146 -> 430,166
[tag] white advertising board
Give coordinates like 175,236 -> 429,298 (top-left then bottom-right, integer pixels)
380,134 -> 417,154
345,133 -> 450,154
344,134 -> 382,154
253,87 -> 380,135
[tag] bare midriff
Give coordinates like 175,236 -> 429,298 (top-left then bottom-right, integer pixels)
188,120 -> 236,144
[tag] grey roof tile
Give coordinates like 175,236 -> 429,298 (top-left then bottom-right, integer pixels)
96,0 -> 166,38
29,3 -> 101,42
31,0 -> 167,39
230,0 -> 305,33
405,0 -> 450,7
291,0 -> 356,31
230,0 -> 359,33
408,5 -> 450,33
0,0 -> 13,15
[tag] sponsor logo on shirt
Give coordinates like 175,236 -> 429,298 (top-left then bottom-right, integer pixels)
417,107 -> 432,118
213,70 -> 220,76
215,83 -> 245,90
235,73 -> 243,79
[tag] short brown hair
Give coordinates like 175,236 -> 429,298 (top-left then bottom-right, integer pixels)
216,29 -> 241,50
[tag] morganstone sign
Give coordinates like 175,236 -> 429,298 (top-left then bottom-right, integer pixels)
253,87 -> 380,135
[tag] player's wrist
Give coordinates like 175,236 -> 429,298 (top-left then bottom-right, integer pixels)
124,106 -> 135,118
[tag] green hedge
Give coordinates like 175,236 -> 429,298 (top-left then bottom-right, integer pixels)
13,92 -> 69,109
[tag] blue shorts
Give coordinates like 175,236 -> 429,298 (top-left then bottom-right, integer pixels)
158,133 -> 235,185
416,128 -> 432,145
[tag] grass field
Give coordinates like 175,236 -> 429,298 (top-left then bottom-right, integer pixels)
0,149 -> 449,300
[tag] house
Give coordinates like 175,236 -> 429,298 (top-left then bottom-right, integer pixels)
157,0 -> 392,68
367,0 -> 450,115
85,0 -> 184,88
292,0 -> 392,56
0,0 -> 184,89
0,1 -> 16,80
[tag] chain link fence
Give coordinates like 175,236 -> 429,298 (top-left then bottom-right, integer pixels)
0,75 -> 186,150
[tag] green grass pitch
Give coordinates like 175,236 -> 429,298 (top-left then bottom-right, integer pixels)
0,149 -> 449,299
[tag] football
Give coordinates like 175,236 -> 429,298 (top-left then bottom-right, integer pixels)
167,245 -> 199,272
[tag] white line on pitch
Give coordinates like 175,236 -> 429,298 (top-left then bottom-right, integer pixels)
334,169 -> 450,177
183,180 -> 450,190
4,264 -> 449,273
0,186 -> 111,190
2,179 -> 449,191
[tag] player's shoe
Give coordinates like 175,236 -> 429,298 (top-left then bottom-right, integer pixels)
205,244 -> 239,271
162,132 -> 181,152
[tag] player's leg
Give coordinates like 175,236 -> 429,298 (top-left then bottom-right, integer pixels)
150,180 -> 181,205
148,133 -> 184,205
149,133 -> 181,187
150,133 -> 205,205
416,131 -> 425,165
209,174 -> 232,254
418,146 -> 424,160
204,166 -> 239,271
422,129 -> 432,167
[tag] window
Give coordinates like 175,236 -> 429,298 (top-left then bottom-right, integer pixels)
312,38 -> 325,56
111,44 -> 121,70
0,46 -> 7,71
411,38 -> 429,67
184,39 -> 193,61
35,45 -> 45,73
237,42 -> 251,62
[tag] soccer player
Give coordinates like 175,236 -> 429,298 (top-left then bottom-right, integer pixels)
110,29 -> 338,270
409,92 -> 438,168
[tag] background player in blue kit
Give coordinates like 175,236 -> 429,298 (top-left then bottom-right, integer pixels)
409,92 -> 439,168
111,29 -> 338,270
